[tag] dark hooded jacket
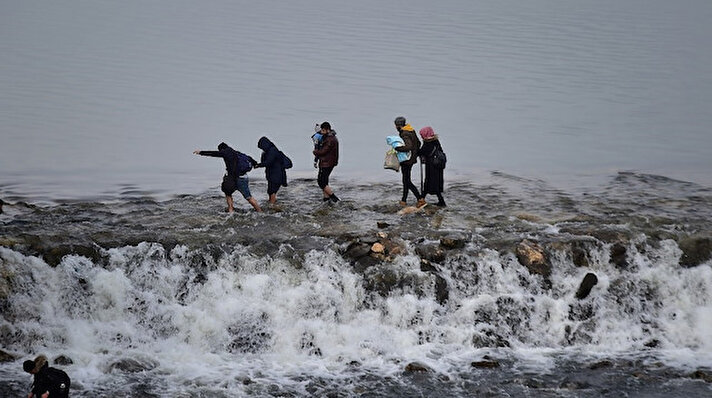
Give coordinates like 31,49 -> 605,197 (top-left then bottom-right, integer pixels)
418,137 -> 445,194
313,130 -> 339,168
257,137 -> 288,187
395,124 -> 421,166
30,357 -> 70,398
198,145 -> 256,177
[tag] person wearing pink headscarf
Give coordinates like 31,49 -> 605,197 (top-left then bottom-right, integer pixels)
417,126 -> 446,207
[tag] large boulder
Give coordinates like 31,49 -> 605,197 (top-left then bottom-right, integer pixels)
515,240 -> 551,278
0,349 -> 17,363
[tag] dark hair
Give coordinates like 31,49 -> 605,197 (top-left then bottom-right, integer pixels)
320,122 -> 331,131
394,116 -> 406,127
217,142 -> 228,150
23,360 -> 34,373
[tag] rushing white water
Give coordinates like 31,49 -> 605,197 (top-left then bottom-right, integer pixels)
2,229 -> 711,395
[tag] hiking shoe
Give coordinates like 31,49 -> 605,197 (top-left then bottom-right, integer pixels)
330,194 -> 340,203
436,201 -> 447,207
417,199 -> 427,208
399,201 -> 407,206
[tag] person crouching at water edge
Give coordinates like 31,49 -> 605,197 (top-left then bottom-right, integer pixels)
256,136 -> 291,205
418,126 -> 446,207
394,116 -> 425,207
313,122 -> 340,203
23,355 -> 71,398
193,142 -> 262,212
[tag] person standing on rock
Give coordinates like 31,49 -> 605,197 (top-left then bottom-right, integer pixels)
417,126 -> 446,207
23,355 -> 71,398
313,122 -> 340,203
393,116 -> 425,207
255,136 -> 290,205
193,142 -> 262,212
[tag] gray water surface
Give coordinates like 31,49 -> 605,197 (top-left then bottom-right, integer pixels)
1,0 -> 711,202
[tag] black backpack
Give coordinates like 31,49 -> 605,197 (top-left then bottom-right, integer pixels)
430,146 -> 447,169
236,152 -> 253,175
45,367 -> 71,396
281,151 -> 293,169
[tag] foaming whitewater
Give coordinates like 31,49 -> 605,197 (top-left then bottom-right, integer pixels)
1,174 -> 712,396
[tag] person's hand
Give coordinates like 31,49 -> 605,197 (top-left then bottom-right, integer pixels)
41,392 -> 49,398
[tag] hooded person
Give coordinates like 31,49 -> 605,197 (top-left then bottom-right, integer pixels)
393,116 -> 425,207
256,136 -> 288,204
193,142 -> 262,212
417,126 -> 446,206
23,355 -> 71,398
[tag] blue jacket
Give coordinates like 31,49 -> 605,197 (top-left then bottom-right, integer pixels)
386,135 -> 410,163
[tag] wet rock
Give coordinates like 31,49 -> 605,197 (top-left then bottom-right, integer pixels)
404,362 -> 431,373
343,242 -> 371,261
377,221 -> 390,229
419,259 -> 438,273
353,255 -> 379,273
440,236 -> 466,249
435,275 -> 449,305
471,329 -> 510,348
363,266 -> 400,297
690,369 -> 712,383
359,235 -> 380,245
471,360 -> 500,369
559,378 -> 591,390
416,244 -> 446,263
678,235 -> 712,267
53,355 -> 74,365
370,243 -> 385,254
644,339 -> 660,348
589,360 -> 614,370
43,244 -> 104,267
108,357 -> 158,373
610,243 -> 628,268
0,349 -> 17,362
575,273 -> 598,300
515,240 -> 551,278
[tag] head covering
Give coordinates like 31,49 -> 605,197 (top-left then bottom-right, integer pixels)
23,355 -> 48,373
258,136 -> 274,151
419,126 -> 435,140
394,116 -> 406,127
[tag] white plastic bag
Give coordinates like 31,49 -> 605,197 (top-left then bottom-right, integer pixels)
384,149 -> 400,172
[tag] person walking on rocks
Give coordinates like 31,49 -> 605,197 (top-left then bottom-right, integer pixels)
193,142 -> 262,212
393,116 -> 425,207
418,126 -> 446,207
256,136 -> 290,205
313,122 -> 340,203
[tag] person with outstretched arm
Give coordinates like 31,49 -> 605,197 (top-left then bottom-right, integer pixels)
312,122 -> 340,203
23,355 -> 71,398
193,142 -> 262,212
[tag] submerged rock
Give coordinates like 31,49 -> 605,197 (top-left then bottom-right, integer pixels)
108,357 -> 158,373
575,273 -> 598,300
690,369 -> 712,383
589,360 -> 614,370
677,235 -> 712,267
440,236 -> 466,249
404,362 -> 431,373
416,244 -> 446,263
471,360 -> 500,369
53,355 -> 74,365
610,243 -> 628,268
0,349 -> 17,362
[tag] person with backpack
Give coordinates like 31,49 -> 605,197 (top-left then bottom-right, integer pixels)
23,355 -> 71,398
417,126 -> 447,207
312,121 -> 340,203
256,136 -> 291,205
393,116 -> 425,207
193,142 -> 262,212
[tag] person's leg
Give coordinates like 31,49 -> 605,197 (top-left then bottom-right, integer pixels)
401,164 -> 422,203
436,193 -> 446,207
319,167 -> 338,202
269,193 -> 277,204
237,177 -> 262,212
225,195 -> 235,212
267,182 -> 279,204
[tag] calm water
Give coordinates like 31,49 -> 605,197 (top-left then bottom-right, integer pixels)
1,0 -> 712,203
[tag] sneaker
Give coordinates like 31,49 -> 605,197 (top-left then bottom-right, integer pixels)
330,194 -> 340,203
436,201 -> 447,207
416,198 -> 427,208
399,201 -> 407,206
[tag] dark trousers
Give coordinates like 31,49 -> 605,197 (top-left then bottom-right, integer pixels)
318,167 -> 334,189
400,163 -> 421,202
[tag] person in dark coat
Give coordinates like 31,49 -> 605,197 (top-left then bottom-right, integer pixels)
417,126 -> 446,207
23,355 -> 71,398
313,122 -> 340,203
193,142 -> 262,212
394,116 -> 425,207
256,136 -> 288,204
